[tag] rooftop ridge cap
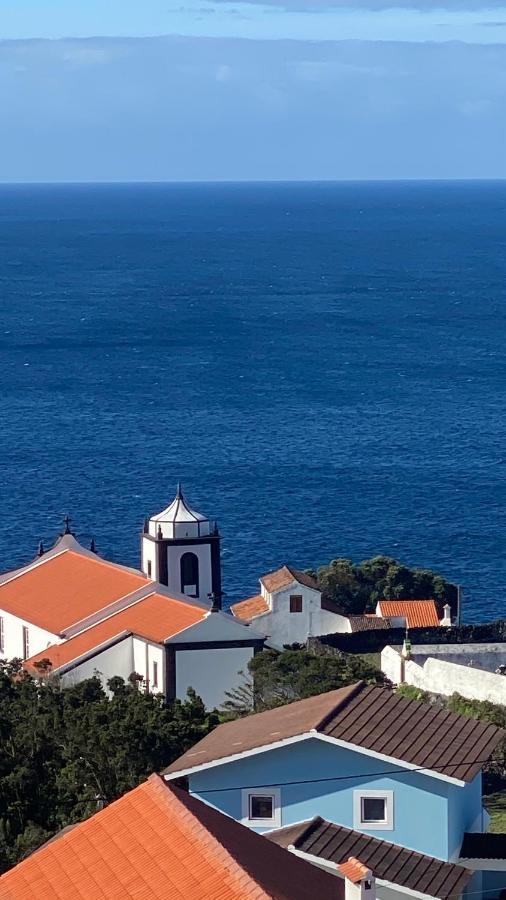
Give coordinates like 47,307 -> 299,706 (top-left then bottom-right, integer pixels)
292,815 -> 325,849
159,780 -> 272,899
314,681 -> 366,733
62,583 -> 154,636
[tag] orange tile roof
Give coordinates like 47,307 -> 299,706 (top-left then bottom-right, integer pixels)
26,592 -> 206,673
261,565 -> 318,593
338,858 -> 371,884
0,775 -> 343,900
230,594 -> 269,621
0,550 -> 147,634
378,599 -> 441,629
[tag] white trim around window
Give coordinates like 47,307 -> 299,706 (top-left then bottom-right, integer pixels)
353,789 -> 394,831
241,787 -> 281,828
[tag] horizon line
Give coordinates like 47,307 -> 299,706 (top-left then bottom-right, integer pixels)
1,177 -> 506,188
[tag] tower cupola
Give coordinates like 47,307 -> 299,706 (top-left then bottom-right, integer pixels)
141,485 -> 221,607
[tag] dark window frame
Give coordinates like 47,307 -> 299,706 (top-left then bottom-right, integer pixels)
289,594 -> 303,613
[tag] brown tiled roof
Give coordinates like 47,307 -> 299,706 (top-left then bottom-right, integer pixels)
261,565 -> 319,593
0,776 -> 343,900
460,832 -> 506,860
378,600 -> 441,628
165,682 -> 504,783
230,595 -> 270,621
348,615 -> 392,632
269,818 -> 471,900
163,683 -> 361,774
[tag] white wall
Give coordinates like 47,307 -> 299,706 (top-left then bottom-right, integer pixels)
381,645 -> 506,705
131,637 -> 165,693
141,538 -> 157,581
175,646 -> 253,709
251,586 -> 349,649
61,637 -> 135,694
0,608 -> 60,661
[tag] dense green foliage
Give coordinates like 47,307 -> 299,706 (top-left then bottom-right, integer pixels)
221,647 -> 387,716
311,554 -> 457,615
0,662 -> 215,873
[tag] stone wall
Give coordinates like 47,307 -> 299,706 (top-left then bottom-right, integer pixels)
308,620 -> 506,656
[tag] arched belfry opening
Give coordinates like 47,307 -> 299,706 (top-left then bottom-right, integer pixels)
180,552 -> 199,598
141,484 -> 221,608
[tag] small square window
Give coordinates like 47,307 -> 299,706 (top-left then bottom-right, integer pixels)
241,787 -> 281,828
361,797 -> 386,823
249,795 -> 273,820
290,595 -> 303,613
354,790 -> 393,831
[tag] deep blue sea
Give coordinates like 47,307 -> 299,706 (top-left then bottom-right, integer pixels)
0,181 -> 505,622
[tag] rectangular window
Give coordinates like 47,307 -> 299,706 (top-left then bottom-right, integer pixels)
22,626 -> 29,660
290,595 -> 303,613
354,790 -> 393,831
0,616 -> 4,653
147,560 -> 152,578
241,787 -> 281,828
152,661 -> 158,689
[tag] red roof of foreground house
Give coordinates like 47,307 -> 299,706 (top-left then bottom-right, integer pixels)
230,594 -> 270,621
377,599 -> 441,628
0,547 -> 147,634
26,592 -> 207,673
0,775 -> 343,900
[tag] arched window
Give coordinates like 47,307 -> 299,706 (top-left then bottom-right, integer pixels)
180,552 -> 199,598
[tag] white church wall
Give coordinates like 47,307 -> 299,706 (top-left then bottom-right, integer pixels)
147,642 -> 164,694
61,637 -> 135,694
141,540 -> 157,582
175,646 -> 253,709
0,608 -> 60,661
259,586 -> 350,649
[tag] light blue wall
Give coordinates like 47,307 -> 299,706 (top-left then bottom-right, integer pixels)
189,738 -> 482,862
447,772 -> 483,860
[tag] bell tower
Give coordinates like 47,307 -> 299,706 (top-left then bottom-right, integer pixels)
141,485 -> 222,607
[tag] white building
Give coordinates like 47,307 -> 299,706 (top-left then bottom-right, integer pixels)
0,494 -> 265,709
230,565 -> 350,649
141,484 -> 221,606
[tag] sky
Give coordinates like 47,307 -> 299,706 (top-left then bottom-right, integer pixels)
1,0 -> 506,180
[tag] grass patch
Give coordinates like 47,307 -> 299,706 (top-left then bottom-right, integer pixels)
484,792 -> 506,833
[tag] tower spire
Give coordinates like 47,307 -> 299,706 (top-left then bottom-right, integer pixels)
176,482 -> 183,500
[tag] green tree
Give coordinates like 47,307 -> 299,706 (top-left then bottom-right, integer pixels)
315,554 -> 457,615
221,647 -> 387,717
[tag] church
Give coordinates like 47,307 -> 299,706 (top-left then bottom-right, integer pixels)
0,487 -> 265,709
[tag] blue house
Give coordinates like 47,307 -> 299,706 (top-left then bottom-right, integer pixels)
164,682 -> 504,897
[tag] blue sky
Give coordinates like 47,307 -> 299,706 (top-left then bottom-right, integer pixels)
1,1 -> 506,180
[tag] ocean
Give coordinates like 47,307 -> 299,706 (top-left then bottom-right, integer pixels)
0,181 -> 505,622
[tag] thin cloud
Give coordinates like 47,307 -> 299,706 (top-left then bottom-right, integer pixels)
214,0 -> 506,9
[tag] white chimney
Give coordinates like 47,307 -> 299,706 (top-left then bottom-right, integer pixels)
339,858 -> 376,900
441,604 -> 452,627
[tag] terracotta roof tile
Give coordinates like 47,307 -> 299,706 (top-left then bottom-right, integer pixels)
166,682 -> 505,783
230,595 -> 269,621
260,566 -> 318,593
269,818 -> 471,900
338,858 -> 371,883
0,550 -> 147,634
0,776 -> 343,900
378,600 -> 440,629
25,593 -> 206,673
